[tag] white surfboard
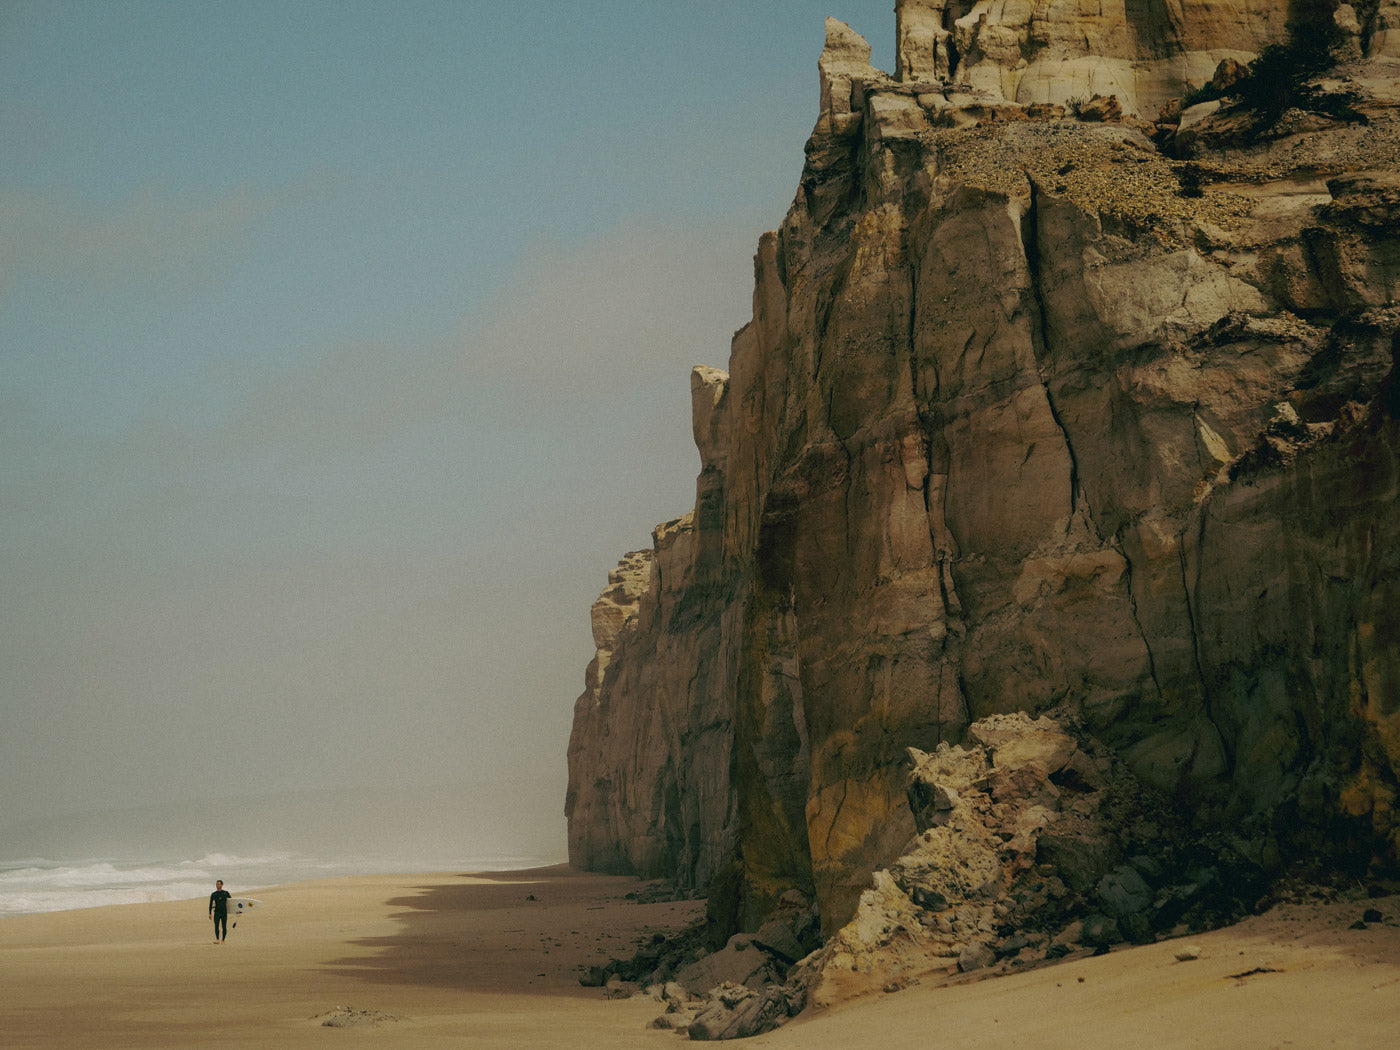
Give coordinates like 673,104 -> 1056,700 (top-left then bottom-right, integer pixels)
226,897 -> 262,926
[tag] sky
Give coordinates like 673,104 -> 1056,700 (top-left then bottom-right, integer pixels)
1,1 -> 895,864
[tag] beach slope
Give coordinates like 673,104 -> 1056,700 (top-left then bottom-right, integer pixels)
2,866 -> 1397,1048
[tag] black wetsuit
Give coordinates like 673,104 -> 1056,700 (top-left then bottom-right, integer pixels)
210,888 -> 231,940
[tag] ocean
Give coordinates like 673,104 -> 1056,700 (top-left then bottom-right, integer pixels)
0,850 -> 554,917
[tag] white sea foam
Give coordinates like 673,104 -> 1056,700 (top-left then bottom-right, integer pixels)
0,851 -> 552,917
0,862 -> 202,916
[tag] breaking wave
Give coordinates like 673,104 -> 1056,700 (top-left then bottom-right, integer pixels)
0,850 -> 551,917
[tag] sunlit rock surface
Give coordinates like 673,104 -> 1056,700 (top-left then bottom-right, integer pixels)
567,6 -> 1400,937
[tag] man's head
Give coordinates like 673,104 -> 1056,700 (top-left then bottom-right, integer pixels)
216,880 -> 223,889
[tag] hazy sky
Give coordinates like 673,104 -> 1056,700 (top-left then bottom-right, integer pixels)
1,1 -> 894,860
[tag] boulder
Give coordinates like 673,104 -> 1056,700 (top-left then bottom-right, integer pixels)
1038,832 -> 1119,895
1209,57 -> 1250,92
1075,94 -> 1123,122
672,935 -> 777,994
752,917 -> 807,965
1081,914 -> 1122,948
957,942 -> 997,972
1097,865 -> 1154,920
687,983 -> 790,1041
969,714 -> 1079,775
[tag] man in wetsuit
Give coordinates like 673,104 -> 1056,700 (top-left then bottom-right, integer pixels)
209,879 -> 231,942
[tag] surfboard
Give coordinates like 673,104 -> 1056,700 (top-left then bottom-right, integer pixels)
226,897 -> 262,926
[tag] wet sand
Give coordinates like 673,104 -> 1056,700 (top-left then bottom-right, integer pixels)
3,864 -> 1397,1048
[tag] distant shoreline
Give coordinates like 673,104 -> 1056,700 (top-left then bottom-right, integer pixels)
0,850 -> 563,918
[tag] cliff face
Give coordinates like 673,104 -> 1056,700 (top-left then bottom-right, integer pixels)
892,0 -> 1400,114
894,0 -> 1289,115
566,1 -> 1400,934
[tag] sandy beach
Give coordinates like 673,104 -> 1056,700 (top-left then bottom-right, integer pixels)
3,864 -> 1398,1049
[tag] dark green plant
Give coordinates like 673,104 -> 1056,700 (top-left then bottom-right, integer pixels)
1223,21 -> 1367,137
1231,43 -> 1320,127
1181,82 -> 1225,109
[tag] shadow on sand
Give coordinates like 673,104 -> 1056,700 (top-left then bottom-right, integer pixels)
318,864 -> 700,995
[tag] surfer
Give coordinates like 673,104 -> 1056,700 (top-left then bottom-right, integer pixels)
209,879 -> 231,942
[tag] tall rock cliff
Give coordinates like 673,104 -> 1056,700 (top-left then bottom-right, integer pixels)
566,1 -> 1400,936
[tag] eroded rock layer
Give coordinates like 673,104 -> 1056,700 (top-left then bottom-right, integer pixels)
566,5 -> 1400,938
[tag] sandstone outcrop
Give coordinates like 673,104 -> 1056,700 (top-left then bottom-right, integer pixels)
796,711 -> 1260,1010
566,3 -> 1400,962
610,711 -> 1272,1037
891,0 -> 1399,117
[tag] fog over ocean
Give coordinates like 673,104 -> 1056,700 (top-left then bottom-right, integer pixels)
0,778 -> 564,916
2,5 -> 902,900
0,851 -> 556,917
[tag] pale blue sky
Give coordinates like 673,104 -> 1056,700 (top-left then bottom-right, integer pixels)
1,1 -> 894,859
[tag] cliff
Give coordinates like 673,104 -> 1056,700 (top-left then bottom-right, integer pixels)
566,0 -> 1400,939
